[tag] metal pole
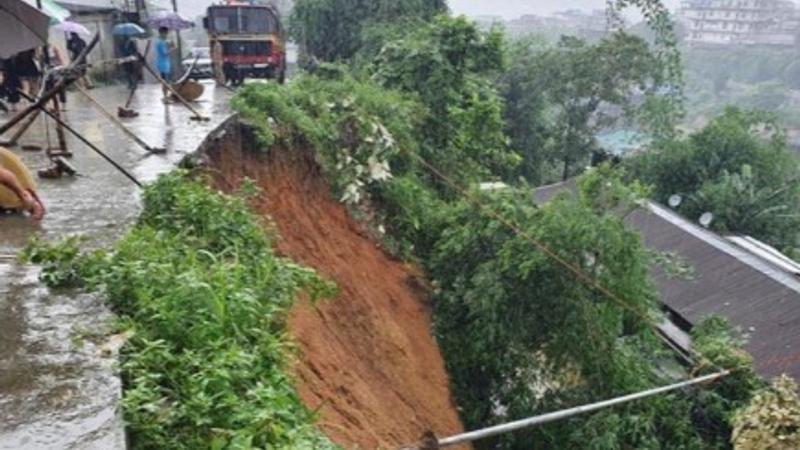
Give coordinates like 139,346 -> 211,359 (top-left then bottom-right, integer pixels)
434,370 -> 731,448
171,0 -> 183,61
75,85 -> 164,153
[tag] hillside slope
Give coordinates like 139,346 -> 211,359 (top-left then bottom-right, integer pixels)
204,135 -> 467,449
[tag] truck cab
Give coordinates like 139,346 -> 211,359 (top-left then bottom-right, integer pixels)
204,2 -> 285,85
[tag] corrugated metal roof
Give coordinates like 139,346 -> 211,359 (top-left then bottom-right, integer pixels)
533,179 -> 800,379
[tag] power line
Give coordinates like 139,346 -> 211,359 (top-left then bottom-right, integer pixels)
405,150 -> 709,367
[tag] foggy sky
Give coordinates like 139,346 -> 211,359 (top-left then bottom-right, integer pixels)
447,0 -> 682,19
177,0 -> 685,20
178,0 -> 800,21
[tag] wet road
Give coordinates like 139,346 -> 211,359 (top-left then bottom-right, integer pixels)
0,82 -> 232,449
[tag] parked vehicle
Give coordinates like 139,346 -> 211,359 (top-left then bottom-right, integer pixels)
203,1 -> 286,85
182,47 -> 213,80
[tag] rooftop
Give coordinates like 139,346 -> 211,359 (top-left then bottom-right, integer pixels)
534,179 -> 800,380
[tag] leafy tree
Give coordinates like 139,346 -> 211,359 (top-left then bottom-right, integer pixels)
501,33 -> 665,183
733,376 -> 800,449
627,108 -> 800,253
289,0 -> 446,61
371,16 -> 519,186
427,169 -> 764,449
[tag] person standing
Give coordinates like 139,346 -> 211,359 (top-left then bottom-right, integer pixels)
66,32 -> 86,61
67,32 -> 94,89
155,27 -> 174,99
13,50 -> 41,100
0,58 -> 22,112
121,37 -> 140,90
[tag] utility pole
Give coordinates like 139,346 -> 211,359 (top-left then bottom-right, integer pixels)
134,0 -> 147,22
171,0 -> 184,59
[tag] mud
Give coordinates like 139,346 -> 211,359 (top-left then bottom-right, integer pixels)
203,128 -> 468,450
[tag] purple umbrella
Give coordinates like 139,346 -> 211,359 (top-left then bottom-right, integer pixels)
145,10 -> 193,30
54,20 -> 90,36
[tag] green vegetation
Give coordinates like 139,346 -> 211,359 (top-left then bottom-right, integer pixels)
24,0 -> 800,447
627,108 -> 800,256
425,172 -> 762,449
733,375 -> 800,449
232,9 -> 773,446
682,46 -> 800,128
290,0 -> 446,61
25,175 -> 338,450
370,16 -> 517,185
501,33 -> 667,184
232,74 -> 421,205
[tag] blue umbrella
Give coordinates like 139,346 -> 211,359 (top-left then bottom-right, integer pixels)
112,22 -> 146,37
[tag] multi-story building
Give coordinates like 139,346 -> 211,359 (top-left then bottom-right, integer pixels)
680,0 -> 800,46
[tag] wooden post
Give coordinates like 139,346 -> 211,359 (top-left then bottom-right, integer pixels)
51,97 -> 68,154
3,110 -> 41,146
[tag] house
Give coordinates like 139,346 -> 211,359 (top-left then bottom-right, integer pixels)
534,179 -> 800,380
679,0 -> 800,47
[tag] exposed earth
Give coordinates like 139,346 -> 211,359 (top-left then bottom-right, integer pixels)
203,129 -> 469,449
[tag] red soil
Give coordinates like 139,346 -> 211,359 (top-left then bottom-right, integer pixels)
206,139 -> 467,450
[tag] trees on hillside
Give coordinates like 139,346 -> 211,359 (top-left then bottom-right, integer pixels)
289,0 -> 446,61
501,33 -> 666,184
371,16 -> 519,185
427,170 -> 763,449
627,108 -> 800,255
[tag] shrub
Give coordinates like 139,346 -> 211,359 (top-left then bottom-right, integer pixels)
25,174 -> 338,450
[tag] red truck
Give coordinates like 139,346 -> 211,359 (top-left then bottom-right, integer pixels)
204,1 -> 286,85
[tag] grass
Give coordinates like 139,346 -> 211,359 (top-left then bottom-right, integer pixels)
24,172 -> 340,450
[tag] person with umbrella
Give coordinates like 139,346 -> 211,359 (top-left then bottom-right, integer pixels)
155,26 -> 174,99
112,22 -> 145,91
146,12 -> 193,100
66,31 -> 93,89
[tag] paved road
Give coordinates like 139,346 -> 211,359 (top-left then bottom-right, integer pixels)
0,82 -> 232,450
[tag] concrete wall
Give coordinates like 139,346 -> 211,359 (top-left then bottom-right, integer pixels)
49,11 -> 120,81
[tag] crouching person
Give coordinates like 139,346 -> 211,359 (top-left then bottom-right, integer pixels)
0,147 -> 45,221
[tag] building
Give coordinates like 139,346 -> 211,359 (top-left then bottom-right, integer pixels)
53,0 -> 124,78
553,9 -> 612,40
534,180 -> 800,381
493,9 -> 621,41
680,0 -> 800,46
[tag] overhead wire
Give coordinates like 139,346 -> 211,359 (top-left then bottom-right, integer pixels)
403,150 -> 723,370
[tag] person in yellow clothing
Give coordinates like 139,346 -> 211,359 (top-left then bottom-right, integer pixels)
0,147 -> 45,221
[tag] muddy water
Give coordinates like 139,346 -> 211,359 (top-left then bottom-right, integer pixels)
0,82 -> 232,449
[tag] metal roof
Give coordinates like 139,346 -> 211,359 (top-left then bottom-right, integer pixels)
534,179 -> 800,380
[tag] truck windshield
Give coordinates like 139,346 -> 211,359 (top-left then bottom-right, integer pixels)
208,7 -> 278,34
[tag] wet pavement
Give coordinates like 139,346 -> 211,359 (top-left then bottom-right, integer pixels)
0,82 -> 233,449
